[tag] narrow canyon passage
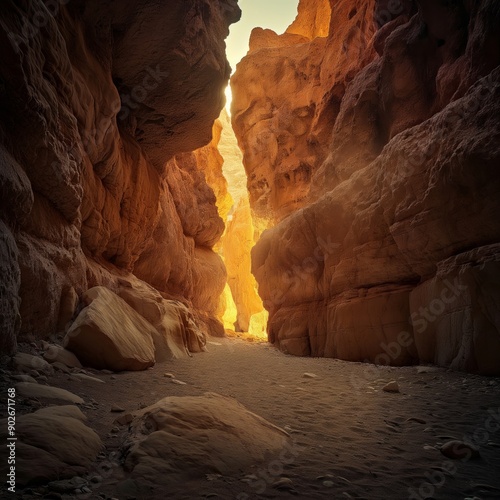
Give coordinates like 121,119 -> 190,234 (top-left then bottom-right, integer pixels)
1,0 -> 500,499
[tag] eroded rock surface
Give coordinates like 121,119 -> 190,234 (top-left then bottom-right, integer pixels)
0,406 -> 101,486
122,393 -> 289,484
0,0 -> 240,351
233,0 -> 500,373
64,287 -> 157,371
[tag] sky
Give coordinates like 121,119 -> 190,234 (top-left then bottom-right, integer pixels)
224,0 -> 299,110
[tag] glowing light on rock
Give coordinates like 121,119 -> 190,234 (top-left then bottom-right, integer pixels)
248,310 -> 269,339
221,283 -> 238,330
225,85 -> 233,115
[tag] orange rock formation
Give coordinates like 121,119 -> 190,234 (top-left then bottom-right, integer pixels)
232,0 -> 500,374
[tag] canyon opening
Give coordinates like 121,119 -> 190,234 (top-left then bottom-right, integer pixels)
0,1 -> 500,499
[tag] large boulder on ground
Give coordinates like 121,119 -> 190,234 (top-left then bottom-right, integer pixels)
122,393 -> 289,484
64,287 -> 156,371
0,406 -> 102,486
116,278 -> 206,360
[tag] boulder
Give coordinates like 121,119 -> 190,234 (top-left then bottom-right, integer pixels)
0,405 -> 101,486
123,393 -> 289,484
64,287 -> 156,371
15,382 -> 84,404
116,278 -> 206,360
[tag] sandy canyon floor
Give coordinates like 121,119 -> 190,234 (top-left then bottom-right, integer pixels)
3,337 -> 500,500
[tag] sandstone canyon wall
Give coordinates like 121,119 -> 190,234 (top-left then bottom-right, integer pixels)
0,0 -> 240,355
232,0 -> 500,374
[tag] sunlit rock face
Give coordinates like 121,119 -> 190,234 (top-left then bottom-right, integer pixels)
216,110 -> 266,333
0,0 -> 240,352
233,0 -> 500,373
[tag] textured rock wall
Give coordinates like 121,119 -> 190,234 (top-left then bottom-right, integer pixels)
0,0 -> 240,352
232,0 -> 500,373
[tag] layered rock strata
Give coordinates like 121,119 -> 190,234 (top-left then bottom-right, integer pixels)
0,0 -> 240,353
232,0 -> 500,373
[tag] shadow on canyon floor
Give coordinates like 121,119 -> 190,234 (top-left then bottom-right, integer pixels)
2,337 -> 500,500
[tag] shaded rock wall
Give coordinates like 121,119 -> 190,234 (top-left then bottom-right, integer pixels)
0,0 -> 240,352
232,0 -> 500,373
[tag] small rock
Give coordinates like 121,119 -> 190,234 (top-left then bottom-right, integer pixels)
171,379 -> 187,385
115,413 -> 134,426
14,352 -> 53,375
273,478 -> 294,490
43,345 -> 82,369
52,361 -> 71,374
111,405 -> 125,413
90,475 -> 102,484
101,369 -> 113,374
323,480 -> 334,487
163,373 -> 175,378
71,373 -> 105,384
38,375 -> 48,383
206,473 -> 223,481
405,417 -> 426,424
29,369 -> 41,378
440,440 -> 480,460
41,340 -> 52,350
417,366 -> 440,374
303,372 -> 318,379
382,381 -> 400,393
241,474 -> 258,483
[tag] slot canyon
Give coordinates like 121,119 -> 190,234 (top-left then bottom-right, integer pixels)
0,0 -> 500,499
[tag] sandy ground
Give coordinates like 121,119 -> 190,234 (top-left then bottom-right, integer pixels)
4,337 -> 500,500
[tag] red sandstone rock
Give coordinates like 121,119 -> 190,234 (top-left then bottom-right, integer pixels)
0,0 -> 240,349
235,0 -> 500,373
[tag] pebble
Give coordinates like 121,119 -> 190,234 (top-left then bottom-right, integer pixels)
382,381 -> 400,393
115,413 -> 134,426
111,405 -> 125,413
303,372 -> 318,379
440,440 -> 480,460
164,373 -> 175,378
417,366 -> 440,374
405,417 -> 426,424
71,373 -> 105,383
323,480 -> 334,487
272,478 -> 294,490
171,379 -> 187,385
52,361 -> 71,374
